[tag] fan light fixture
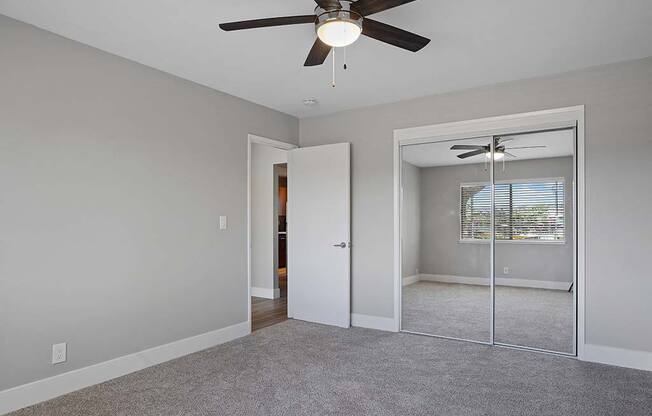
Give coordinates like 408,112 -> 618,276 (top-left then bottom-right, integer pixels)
486,151 -> 505,161
219,0 -> 431,68
317,17 -> 362,47
315,7 -> 363,48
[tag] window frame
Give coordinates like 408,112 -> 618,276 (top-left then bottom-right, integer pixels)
459,177 -> 566,245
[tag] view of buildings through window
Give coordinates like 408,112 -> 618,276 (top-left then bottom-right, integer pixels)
460,179 -> 565,241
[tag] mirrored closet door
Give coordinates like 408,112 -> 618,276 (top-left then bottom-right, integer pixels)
400,136 -> 493,343
493,128 -> 576,354
400,128 -> 577,356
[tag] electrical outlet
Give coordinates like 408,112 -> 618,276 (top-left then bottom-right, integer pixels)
503,267 -> 510,275
219,215 -> 227,230
52,343 -> 66,364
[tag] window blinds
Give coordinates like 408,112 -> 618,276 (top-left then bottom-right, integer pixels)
460,179 -> 565,242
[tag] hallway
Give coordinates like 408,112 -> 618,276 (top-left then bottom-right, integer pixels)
252,268 -> 287,331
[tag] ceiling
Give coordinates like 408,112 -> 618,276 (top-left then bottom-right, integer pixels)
402,129 -> 574,168
1,0 -> 652,118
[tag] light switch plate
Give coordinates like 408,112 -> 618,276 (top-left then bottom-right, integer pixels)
52,342 -> 66,364
219,215 -> 227,230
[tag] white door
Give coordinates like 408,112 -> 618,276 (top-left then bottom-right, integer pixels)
287,143 -> 351,328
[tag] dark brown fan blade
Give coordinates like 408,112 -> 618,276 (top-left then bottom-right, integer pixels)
362,18 -> 430,52
352,0 -> 416,16
450,144 -> 486,150
315,0 -> 342,9
304,38 -> 332,66
457,149 -> 487,159
219,15 -> 315,31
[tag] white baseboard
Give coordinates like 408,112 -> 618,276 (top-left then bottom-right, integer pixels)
419,274 -> 570,291
583,344 -> 652,372
251,286 -> 280,299
402,275 -> 420,286
351,313 -> 398,332
0,321 -> 250,415
496,277 -> 569,291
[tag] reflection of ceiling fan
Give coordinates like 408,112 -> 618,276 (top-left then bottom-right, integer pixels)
219,0 -> 430,67
450,137 -> 546,160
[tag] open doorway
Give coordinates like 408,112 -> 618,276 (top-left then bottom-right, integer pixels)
248,136 -> 352,332
248,135 -> 296,332
277,170 -> 288,300
251,163 -> 288,331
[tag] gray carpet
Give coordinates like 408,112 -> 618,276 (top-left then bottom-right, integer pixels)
9,320 -> 651,416
402,281 -> 574,353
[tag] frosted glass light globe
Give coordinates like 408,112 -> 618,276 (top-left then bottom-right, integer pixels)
317,19 -> 362,47
486,151 -> 506,160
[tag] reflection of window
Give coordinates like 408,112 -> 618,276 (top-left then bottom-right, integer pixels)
460,179 -> 565,242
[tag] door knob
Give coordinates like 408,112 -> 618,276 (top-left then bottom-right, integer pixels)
333,242 -> 347,248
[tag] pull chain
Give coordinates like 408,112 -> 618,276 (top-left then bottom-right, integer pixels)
330,47 -> 350,87
332,48 -> 336,88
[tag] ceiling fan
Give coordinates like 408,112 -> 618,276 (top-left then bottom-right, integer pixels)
219,0 -> 430,67
450,137 -> 547,160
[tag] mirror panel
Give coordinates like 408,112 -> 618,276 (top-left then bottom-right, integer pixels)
493,129 -> 576,353
401,137 -> 493,343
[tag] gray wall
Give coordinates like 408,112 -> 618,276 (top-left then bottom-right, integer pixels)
419,157 -> 573,283
299,57 -> 652,353
401,162 -> 420,278
0,15 -> 298,390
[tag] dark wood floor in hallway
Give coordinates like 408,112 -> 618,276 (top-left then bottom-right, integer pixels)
251,269 -> 287,332
251,296 -> 287,331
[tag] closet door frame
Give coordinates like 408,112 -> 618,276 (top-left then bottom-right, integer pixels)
393,106 -> 585,359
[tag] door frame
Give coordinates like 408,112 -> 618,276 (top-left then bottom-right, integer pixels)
247,134 -> 298,332
392,106 -> 586,360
